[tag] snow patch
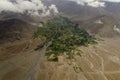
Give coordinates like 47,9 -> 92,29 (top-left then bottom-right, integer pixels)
113,25 -> 120,34
94,20 -> 103,24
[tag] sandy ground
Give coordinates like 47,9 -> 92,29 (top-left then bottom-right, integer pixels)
0,38 -> 120,80
38,38 -> 120,80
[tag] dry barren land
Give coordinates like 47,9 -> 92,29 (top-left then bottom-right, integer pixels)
0,38 -> 120,80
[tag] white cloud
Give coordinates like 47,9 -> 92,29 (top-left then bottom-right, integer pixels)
69,0 -> 105,7
103,0 -> 120,2
49,4 -> 59,13
68,0 -> 120,7
0,0 -> 21,12
87,1 -> 105,7
0,0 -> 59,17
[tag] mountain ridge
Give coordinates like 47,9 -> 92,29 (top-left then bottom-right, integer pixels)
0,18 -> 37,44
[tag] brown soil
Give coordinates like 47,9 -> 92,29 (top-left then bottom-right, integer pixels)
0,38 -> 120,80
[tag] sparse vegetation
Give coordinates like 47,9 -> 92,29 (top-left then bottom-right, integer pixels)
34,16 -> 97,61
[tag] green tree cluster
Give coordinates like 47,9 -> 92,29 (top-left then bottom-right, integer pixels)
34,16 -> 97,61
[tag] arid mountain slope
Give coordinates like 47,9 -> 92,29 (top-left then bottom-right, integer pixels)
44,0 -> 106,20
79,15 -> 120,37
0,18 -> 37,44
44,0 -> 120,20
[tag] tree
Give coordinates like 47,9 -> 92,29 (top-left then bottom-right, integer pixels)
34,16 -> 97,61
